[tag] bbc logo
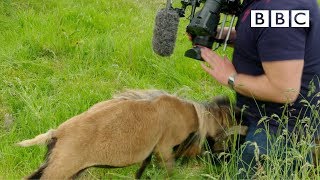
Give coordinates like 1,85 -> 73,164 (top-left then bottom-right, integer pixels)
251,10 -> 310,27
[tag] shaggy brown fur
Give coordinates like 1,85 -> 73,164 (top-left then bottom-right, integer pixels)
17,89 -> 247,179
173,96 -> 248,158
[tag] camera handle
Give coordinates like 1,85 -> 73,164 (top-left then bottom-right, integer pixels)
185,14 -> 236,61
185,46 -> 203,61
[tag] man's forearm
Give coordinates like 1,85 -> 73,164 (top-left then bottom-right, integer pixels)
234,74 -> 299,104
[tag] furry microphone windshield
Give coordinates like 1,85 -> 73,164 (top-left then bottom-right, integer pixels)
152,8 -> 180,57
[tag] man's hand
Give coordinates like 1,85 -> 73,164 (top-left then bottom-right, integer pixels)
200,47 -> 237,86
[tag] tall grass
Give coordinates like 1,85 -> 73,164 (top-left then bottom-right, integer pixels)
202,98 -> 320,179
0,0 -> 319,179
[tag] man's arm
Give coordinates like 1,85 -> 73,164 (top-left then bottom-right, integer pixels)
234,60 -> 304,103
200,48 -> 304,104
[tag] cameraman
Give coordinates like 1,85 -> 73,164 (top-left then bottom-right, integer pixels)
200,0 -> 320,177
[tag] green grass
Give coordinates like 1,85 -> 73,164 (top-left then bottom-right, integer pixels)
0,0 -> 319,179
0,0 -> 233,179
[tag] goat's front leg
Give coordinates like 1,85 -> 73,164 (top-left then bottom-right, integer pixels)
135,153 -> 153,179
155,147 -> 174,176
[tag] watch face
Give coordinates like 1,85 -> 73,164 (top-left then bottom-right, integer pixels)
228,76 -> 234,83
228,74 -> 236,89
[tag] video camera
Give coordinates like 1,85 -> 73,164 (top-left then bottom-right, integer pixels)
171,0 -> 242,60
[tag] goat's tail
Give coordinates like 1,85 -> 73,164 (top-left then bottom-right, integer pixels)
17,129 -> 56,147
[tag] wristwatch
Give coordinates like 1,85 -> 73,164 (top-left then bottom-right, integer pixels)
228,73 -> 237,90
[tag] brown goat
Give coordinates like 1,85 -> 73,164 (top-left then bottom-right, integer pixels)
17,90 -> 247,179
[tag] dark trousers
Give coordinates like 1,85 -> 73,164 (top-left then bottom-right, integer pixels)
237,122 -> 314,179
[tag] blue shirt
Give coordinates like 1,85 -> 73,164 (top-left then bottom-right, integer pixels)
233,0 -> 320,132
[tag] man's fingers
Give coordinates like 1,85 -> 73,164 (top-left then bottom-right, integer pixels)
201,63 -> 214,76
202,47 -> 218,56
201,48 -> 218,67
201,47 -> 220,59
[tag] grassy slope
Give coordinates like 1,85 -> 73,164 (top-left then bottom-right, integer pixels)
0,0 -> 233,179
1,0 -> 319,179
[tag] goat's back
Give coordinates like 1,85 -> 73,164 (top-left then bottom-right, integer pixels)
51,94 -> 198,167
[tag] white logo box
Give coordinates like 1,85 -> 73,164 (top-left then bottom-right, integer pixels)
251,10 -> 310,28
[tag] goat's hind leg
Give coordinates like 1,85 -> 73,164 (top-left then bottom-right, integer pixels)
40,156 -> 88,179
25,163 -> 48,180
25,137 -> 57,179
135,154 -> 153,179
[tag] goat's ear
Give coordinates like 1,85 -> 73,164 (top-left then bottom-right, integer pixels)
201,97 -> 221,113
213,96 -> 243,124
207,96 -> 232,114
212,95 -> 231,107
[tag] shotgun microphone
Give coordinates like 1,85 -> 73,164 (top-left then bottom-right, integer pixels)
152,3 -> 180,57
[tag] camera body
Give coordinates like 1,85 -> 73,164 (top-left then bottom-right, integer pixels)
174,0 -> 242,60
